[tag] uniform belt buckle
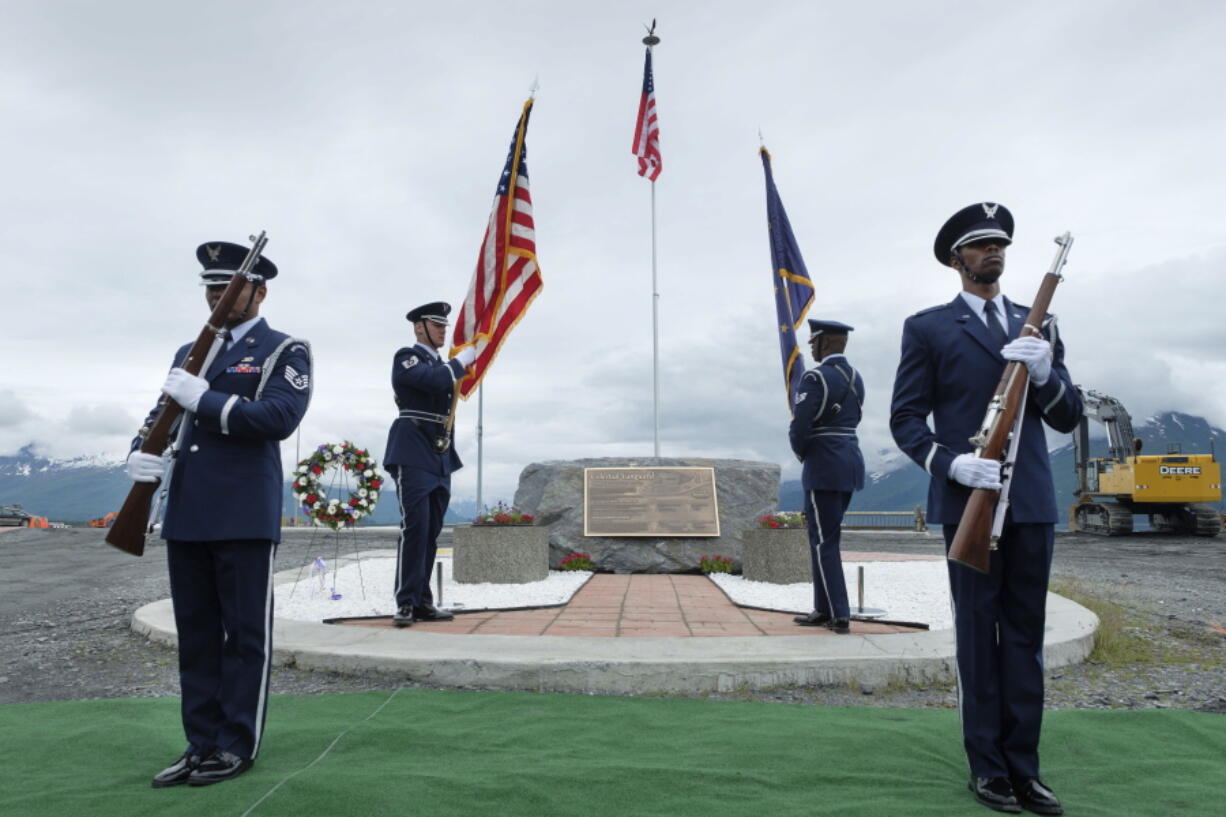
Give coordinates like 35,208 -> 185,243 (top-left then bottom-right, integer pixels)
433,436 -> 450,453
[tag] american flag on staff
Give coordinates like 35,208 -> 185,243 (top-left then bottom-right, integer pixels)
451,98 -> 543,399
631,47 -> 662,180
760,147 -> 815,413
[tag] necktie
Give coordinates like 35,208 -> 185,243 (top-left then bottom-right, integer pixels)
983,300 -> 1009,348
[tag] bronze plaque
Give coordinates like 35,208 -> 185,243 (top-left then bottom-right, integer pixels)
583,467 -> 720,537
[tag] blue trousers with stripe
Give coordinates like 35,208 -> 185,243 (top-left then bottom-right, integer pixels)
942,522 -> 1053,779
802,490 -> 852,618
166,539 -> 276,760
390,465 -> 450,609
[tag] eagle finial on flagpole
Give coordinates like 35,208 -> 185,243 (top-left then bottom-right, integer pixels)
643,18 -> 660,46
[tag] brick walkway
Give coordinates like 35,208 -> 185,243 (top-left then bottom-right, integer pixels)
341,574 -> 923,637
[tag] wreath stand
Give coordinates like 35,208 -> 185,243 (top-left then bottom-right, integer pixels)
286,441 -> 385,606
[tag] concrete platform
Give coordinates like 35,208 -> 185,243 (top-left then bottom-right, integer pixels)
131,553 -> 1099,695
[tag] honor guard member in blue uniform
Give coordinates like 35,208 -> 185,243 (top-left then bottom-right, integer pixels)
125,241 -> 312,788
788,320 -> 866,634
890,203 -> 1081,815
385,302 -> 476,626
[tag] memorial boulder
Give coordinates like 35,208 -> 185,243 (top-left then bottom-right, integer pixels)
513,457 -> 780,573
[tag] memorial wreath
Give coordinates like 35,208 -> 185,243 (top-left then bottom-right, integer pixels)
293,441 -> 384,530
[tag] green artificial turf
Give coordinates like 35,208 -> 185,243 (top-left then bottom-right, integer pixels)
1,690 -> 1222,816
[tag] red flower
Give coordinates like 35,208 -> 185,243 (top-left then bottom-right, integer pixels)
306,493 -> 317,503
311,465 -> 322,475
522,515 -> 535,523
494,513 -> 511,524
350,498 -> 360,507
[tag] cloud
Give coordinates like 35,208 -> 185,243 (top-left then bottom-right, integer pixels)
0,389 -> 33,428
65,404 -> 138,436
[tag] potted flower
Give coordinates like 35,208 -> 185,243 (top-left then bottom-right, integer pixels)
453,501 -> 549,584
699,555 -> 734,574
741,511 -> 810,584
559,552 -> 594,571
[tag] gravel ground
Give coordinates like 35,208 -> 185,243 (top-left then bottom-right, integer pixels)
1,526 -> 1223,713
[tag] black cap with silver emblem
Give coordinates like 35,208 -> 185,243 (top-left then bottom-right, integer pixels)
196,241 -> 279,286
807,319 -> 854,337
405,302 -> 452,325
933,202 -> 1014,266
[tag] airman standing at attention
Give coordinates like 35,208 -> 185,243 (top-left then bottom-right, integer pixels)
788,319 -> 865,635
890,203 -> 1082,814
126,241 -> 312,788
384,302 -> 475,627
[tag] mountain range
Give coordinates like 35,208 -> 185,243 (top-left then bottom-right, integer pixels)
4,411 -> 1223,527
780,411 -> 1226,525
0,444 -> 477,525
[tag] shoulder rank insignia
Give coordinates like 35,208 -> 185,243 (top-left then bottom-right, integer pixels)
284,365 -> 310,391
401,356 -> 419,369
794,391 -> 807,405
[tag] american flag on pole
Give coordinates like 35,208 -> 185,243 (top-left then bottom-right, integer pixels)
451,98 -> 543,399
631,48 -> 662,180
760,147 -> 815,413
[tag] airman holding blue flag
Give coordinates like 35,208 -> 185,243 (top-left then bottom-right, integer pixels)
788,319 -> 865,633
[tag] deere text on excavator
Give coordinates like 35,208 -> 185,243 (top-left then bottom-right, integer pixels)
1070,388 -> 1222,536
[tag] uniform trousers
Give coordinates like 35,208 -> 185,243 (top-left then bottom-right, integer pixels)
803,489 -> 852,618
390,465 -> 450,609
166,539 -> 276,760
942,521 -> 1053,779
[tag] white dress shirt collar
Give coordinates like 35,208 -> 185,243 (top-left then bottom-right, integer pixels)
227,316 -> 261,348
414,342 -> 442,360
958,291 -> 1009,327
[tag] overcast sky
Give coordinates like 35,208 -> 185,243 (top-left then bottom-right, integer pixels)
2,1 -> 1225,505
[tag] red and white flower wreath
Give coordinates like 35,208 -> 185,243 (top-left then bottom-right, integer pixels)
293,441 -> 384,530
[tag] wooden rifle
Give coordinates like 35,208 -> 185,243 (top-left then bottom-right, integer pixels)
947,232 -> 1074,573
105,232 -> 269,556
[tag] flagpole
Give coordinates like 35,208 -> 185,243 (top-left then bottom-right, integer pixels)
476,385 -> 484,511
651,177 -> 660,457
645,26 -> 661,458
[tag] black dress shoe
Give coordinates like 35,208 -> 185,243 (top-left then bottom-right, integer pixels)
151,749 -> 207,788
413,604 -> 455,622
829,617 -> 851,634
1011,778 -> 1063,815
793,611 -> 832,626
393,605 -> 415,627
969,777 -> 1022,813
188,750 -> 253,786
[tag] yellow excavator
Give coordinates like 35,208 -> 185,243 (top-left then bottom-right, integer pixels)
1070,388 -> 1222,536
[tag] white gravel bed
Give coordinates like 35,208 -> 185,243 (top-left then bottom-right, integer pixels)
275,555 -> 591,622
710,561 -> 953,630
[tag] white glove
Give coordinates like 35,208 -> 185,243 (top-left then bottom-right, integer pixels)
453,347 -> 477,368
949,453 -> 1003,490
162,368 -> 210,412
126,451 -> 167,483
1001,336 -> 1052,387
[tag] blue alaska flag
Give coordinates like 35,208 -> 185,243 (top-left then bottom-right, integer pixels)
760,147 -> 815,413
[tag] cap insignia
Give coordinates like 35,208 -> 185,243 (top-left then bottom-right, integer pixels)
206,244 -> 222,262
981,202 -> 999,219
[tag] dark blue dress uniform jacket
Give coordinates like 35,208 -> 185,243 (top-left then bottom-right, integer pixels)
384,345 -> 465,476
788,356 -> 866,493
135,319 -> 313,542
889,296 -> 1082,524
